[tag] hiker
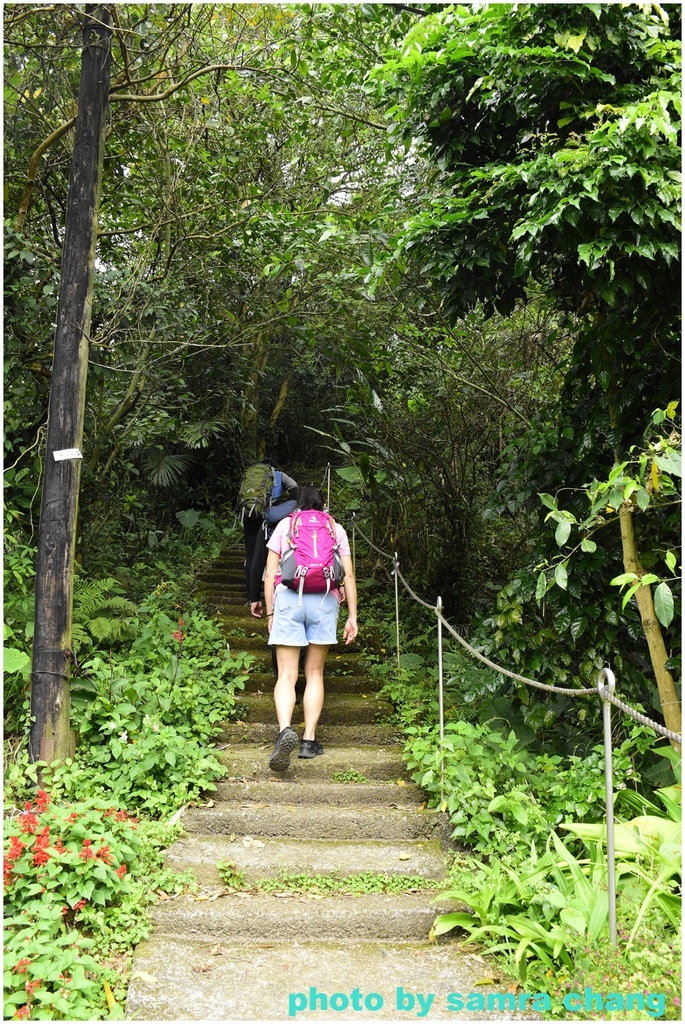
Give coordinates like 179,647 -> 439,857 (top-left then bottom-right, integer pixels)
237,461 -> 297,599
262,483 -> 358,771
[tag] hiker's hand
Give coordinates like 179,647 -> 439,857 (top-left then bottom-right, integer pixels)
343,617 -> 358,644
250,601 -> 263,618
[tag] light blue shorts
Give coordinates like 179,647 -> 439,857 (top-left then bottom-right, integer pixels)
268,586 -> 340,647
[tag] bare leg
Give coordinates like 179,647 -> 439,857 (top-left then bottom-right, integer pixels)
302,643 -> 329,741
273,646 -> 301,731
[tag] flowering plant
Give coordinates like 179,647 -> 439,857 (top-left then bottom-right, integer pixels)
4,790 -> 140,1020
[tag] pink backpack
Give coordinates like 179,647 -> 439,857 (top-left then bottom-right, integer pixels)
277,510 -> 345,598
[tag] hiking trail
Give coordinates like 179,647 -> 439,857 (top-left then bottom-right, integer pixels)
126,547 -> 532,1021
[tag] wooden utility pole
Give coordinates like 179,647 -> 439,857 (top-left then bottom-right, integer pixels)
29,6 -> 112,765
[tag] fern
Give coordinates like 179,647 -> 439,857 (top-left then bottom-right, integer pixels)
72,576 -> 137,650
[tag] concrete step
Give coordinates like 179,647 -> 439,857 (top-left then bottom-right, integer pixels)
234,692 -> 392,726
165,835 -> 447,887
148,891 -> 444,943
180,802 -> 450,843
219,744 -> 408,782
219,721 -> 402,746
127,936 -> 530,1021
242,671 -> 382,695
213,777 -> 423,806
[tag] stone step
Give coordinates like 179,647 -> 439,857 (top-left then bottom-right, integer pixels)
213,777 -> 422,806
147,891 -> 443,943
164,835 -> 446,886
219,745 -> 409,782
180,802 -> 449,843
234,692 -> 392,726
127,936 -> 525,1021
242,671 -> 382,695
219,721 -> 402,746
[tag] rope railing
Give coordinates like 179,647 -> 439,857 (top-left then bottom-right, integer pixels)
350,514 -> 681,740
348,513 -> 682,948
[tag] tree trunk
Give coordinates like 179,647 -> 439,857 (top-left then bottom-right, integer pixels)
619,503 -> 681,752
30,6 -> 112,766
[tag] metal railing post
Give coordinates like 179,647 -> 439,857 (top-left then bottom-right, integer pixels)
598,667 -> 618,947
393,553 -> 401,672
436,596 -> 445,805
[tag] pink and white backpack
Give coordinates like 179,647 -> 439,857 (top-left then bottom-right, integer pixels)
277,510 -> 345,599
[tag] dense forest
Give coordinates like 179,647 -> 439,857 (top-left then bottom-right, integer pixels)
4,3 -> 681,1020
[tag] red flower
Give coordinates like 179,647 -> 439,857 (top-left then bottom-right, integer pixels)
19,812 -> 38,835
53,837 -> 66,854
115,864 -> 127,879
67,812 -> 79,823
79,840 -> 96,861
96,844 -> 113,864
32,849 -> 50,867
25,980 -> 40,996
13,959 -> 31,975
61,906 -> 69,916
34,790 -> 50,813
8,835 -> 26,858
172,630 -> 185,643
73,899 -> 87,911
13,1006 -> 30,1019
115,810 -> 128,822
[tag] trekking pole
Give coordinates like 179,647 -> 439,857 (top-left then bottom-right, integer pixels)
598,667 -> 618,947
326,463 -> 331,509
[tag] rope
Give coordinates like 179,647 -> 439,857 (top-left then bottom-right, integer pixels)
602,690 -> 682,745
350,515 -> 681,742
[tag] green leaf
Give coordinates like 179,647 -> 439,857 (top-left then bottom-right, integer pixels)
580,537 -> 596,553
535,571 -> 547,602
555,519 -> 572,548
554,562 -> 568,590
538,493 -> 557,511
653,583 -> 674,627
664,550 -> 677,573
3,647 -> 31,676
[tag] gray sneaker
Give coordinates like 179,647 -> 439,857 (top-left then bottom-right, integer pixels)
268,727 -> 299,772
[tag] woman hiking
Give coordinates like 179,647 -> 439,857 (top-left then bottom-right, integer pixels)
262,484 -> 358,771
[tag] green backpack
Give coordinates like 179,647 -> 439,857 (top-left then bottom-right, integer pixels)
238,463 -> 276,518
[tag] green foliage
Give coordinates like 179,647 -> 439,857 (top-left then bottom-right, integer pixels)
3,790 -> 139,1020
404,717 -> 645,858
65,591 -> 251,816
331,769 -> 370,784
537,405 -> 681,629
252,871 -> 441,896
71,577 -> 137,650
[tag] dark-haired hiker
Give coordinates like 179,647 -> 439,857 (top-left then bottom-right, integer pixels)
263,484 -> 357,771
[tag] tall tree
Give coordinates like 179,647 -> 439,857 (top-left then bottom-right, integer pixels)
30,5 -> 112,765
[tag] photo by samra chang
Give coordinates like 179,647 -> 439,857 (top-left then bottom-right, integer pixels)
288,985 -> 670,1018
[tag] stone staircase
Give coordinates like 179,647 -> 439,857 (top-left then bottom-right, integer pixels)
126,549 -> 527,1021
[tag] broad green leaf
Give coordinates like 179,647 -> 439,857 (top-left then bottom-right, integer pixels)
559,906 -> 587,934
3,647 -> 31,676
653,582 -> 674,627
535,571 -> 547,602
538,492 -> 557,511
580,537 -> 596,552
664,550 -> 677,573
555,518 -> 571,547
554,562 -> 568,590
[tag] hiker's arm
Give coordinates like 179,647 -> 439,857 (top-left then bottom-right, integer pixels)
264,549 -> 279,630
248,530 -> 268,616
340,554 -> 357,644
280,471 -> 297,497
